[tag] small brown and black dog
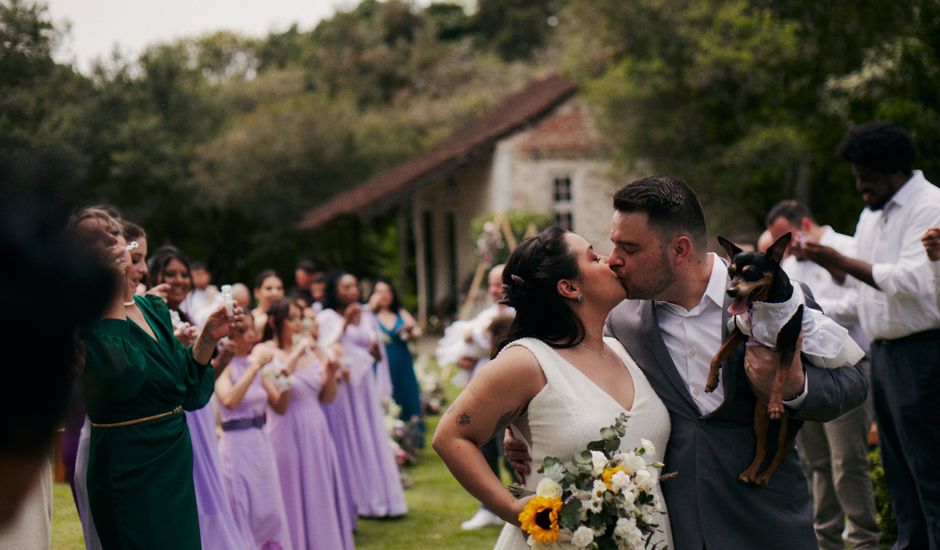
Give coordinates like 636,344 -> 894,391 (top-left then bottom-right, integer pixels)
705,233 -> 801,486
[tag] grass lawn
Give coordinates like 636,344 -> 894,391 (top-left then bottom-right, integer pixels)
52,396 -> 506,549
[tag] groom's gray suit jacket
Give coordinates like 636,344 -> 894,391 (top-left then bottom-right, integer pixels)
604,284 -> 868,550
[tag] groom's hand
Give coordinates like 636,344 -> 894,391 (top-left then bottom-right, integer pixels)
503,428 -> 531,484
744,335 -> 806,405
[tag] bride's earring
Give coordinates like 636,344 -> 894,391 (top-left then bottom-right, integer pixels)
577,293 -> 584,303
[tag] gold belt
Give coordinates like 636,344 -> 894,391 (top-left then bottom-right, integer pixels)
91,405 -> 184,428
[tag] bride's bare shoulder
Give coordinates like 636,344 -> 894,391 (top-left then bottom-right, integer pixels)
474,343 -> 545,388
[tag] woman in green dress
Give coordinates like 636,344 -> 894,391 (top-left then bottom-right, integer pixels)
71,207 -> 245,549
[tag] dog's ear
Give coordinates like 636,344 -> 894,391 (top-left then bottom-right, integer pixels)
717,235 -> 742,259
767,232 -> 792,264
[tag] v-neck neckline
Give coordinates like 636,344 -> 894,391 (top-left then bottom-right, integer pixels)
376,312 -> 400,333
127,303 -> 161,345
554,342 -> 637,412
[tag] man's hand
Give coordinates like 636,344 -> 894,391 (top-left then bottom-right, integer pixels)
922,227 -> 940,261
744,336 -> 805,406
503,428 -> 532,484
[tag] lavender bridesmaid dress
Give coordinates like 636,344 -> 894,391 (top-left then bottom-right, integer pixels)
183,311 -> 243,549
186,405 -> 244,549
218,356 -> 291,550
318,309 -> 407,518
265,354 -> 355,550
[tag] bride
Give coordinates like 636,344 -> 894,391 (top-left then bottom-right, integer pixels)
433,226 -> 672,549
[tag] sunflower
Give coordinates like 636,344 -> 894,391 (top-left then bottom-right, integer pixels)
602,465 -> 626,490
519,496 -> 563,543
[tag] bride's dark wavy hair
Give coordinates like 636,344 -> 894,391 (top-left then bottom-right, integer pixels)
494,225 -> 584,356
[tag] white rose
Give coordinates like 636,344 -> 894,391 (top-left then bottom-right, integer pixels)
614,516 -> 637,540
536,478 -> 563,499
635,469 -> 654,491
610,470 -> 631,493
621,488 -> 637,506
571,526 -> 595,548
627,526 -> 644,547
590,451 -> 608,475
622,453 -> 646,474
640,438 -> 656,457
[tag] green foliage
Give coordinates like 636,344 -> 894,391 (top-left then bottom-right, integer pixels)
1,0 -> 545,289
570,0 -> 928,235
474,0 -> 559,61
869,447 -> 898,547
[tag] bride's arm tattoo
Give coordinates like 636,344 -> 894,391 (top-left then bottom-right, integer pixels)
457,412 -> 471,426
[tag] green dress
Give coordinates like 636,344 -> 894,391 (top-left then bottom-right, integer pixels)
82,295 -> 214,549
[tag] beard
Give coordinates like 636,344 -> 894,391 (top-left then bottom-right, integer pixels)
618,251 -> 675,300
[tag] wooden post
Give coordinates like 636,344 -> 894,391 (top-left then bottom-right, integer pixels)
499,214 -> 517,250
459,262 -> 488,320
396,204 -> 410,298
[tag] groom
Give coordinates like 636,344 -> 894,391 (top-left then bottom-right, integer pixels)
507,176 -> 868,549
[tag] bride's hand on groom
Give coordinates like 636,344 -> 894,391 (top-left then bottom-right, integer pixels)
503,428 -> 532,484
744,334 -> 806,405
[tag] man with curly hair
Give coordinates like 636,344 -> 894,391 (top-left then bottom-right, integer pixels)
803,121 -> 940,550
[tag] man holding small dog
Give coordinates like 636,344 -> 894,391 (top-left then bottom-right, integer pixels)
802,122 -> 940,550
765,199 -> 880,550
505,176 -> 869,549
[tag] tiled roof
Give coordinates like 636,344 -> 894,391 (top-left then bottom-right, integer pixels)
517,101 -> 602,154
297,74 -> 577,229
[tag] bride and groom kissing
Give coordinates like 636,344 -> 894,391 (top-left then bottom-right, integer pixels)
433,175 -> 868,549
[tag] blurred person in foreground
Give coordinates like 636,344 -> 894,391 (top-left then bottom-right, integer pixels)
802,122 -> 940,550
766,199 -> 879,549
0,202 -> 112,547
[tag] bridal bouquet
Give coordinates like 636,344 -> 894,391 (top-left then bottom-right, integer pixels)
512,413 -> 666,550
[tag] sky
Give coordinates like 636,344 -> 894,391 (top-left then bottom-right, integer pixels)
46,0 -> 352,73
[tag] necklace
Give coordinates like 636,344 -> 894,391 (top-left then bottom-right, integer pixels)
123,300 -> 136,307
581,341 -> 607,359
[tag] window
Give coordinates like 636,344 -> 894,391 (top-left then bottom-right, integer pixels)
552,176 -> 573,230
553,211 -> 573,230
553,177 -> 571,202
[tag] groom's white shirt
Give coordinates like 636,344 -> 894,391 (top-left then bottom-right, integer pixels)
654,253 -> 809,415
654,252 -> 727,414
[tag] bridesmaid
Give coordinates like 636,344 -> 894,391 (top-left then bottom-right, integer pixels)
215,322 -> 292,550
70,207 -> 244,548
261,298 -> 355,550
369,278 -> 425,447
318,271 -> 408,518
147,246 -> 243,550
252,270 -> 284,334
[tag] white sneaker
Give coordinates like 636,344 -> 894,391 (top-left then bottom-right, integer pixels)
460,508 -> 503,530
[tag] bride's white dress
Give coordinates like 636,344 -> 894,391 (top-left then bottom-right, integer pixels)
493,337 -> 673,549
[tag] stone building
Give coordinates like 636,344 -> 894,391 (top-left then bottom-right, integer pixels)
298,74 -> 628,324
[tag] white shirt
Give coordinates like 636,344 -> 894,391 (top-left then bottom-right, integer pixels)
781,226 -> 870,353
656,253 -> 808,415
654,254 -> 731,415
852,170 -> 940,340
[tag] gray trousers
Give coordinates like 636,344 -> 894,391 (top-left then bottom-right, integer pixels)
797,359 -> 880,549
872,330 -> 940,550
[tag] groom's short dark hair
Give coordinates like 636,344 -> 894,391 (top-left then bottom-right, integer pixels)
613,175 -> 707,251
